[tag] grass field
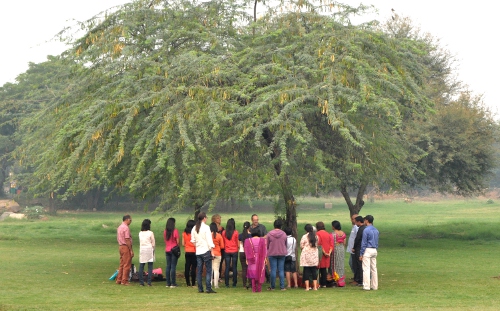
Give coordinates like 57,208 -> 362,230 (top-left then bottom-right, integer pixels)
1,198 -> 499,310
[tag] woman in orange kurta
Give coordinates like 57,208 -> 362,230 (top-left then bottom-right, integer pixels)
182,220 -> 197,287
210,222 -> 225,289
316,221 -> 332,288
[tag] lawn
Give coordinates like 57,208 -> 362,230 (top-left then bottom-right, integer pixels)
1,197 -> 499,310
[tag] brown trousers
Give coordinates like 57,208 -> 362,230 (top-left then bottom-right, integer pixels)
116,245 -> 132,284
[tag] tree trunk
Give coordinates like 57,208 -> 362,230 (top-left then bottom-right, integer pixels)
194,203 -> 203,220
48,192 -> 57,216
281,175 -> 298,239
340,182 -> 367,216
262,128 -> 298,239
0,167 -> 6,198
86,187 -> 101,210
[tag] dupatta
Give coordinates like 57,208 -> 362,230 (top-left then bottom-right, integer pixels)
244,237 -> 267,283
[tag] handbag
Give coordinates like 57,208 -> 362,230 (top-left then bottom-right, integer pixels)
171,245 -> 181,258
337,275 -> 346,287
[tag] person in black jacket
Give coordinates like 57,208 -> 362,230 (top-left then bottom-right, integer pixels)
351,216 -> 366,286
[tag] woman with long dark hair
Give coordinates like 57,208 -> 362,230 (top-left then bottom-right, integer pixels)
164,218 -> 179,288
331,220 -> 347,286
300,224 -> 319,291
316,221 -> 332,288
238,221 -> 251,289
222,218 -> 239,287
139,219 -> 155,286
182,220 -> 196,287
191,212 -> 216,293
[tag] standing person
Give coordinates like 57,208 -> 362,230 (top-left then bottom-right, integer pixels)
244,228 -> 267,292
267,219 -> 288,291
315,221 -> 332,288
164,218 -> 180,288
223,218 -> 239,288
331,220 -> 347,286
116,215 -> 134,286
250,214 -> 269,282
284,227 -> 298,289
182,220 -> 197,288
210,222 -> 224,289
250,214 -> 268,238
191,212 -> 216,293
212,214 -> 224,233
138,219 -> 155,286
346,213 -> 359,281
300,224 -> 319,291
212,214 -> 225,279
352,216 -> 366,287
238,221 -> 251,289
360,215 -> 379,291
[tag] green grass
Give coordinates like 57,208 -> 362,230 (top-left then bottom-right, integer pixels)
1,198 -> 500,310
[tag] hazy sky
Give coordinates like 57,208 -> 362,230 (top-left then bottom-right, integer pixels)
1,1 -> 497,116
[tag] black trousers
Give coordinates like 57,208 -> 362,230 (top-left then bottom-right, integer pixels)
184,252 -> 197,286
319,268 -> 328,286
352,252 -> 363,284
303,266 -> 318,283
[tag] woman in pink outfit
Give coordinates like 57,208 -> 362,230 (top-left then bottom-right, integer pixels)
244,228 -> 267,292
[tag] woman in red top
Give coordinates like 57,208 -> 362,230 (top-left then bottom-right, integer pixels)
182,220 -> 196,287
210,222 -> 225,289
222,218 -> 239,287
316,221 -> 332,288
164,218 -> 180,287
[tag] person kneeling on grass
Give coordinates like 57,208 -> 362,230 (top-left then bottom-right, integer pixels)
300,224 -> 319,291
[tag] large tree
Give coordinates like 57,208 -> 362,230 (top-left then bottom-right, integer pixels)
414,92 -> 497,194
8,0 -> 497,230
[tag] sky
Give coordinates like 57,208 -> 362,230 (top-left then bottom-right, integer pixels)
1,0 -> 498,116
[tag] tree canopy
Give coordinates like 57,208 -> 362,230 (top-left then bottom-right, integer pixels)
1,0 -> 497,228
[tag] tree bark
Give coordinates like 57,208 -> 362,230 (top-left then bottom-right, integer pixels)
48,192 -> 57,216
86,187 -> 101,210
340,182 -> 367,216
281,175 -> 298,239
262,127 -> 298,238
194,203 -> 203,220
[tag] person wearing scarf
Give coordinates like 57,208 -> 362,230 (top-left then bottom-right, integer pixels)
244,228 -> 267,292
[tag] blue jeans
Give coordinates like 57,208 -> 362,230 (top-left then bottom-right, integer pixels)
269,255 -> 286,289
139,262 -> 153,285
165,251 -> 178,286
224,252 -> 238,287
196,251 -> 213,292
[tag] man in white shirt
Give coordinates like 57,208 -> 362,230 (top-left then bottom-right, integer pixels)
191,212 -> 216,293
347,213 -> 358,284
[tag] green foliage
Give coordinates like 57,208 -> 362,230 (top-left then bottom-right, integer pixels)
1,0 -> 496,220
415,92 -> 497,195
23,205 -> 45,219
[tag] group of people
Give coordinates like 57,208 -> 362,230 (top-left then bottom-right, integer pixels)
114,212 -> 379,293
